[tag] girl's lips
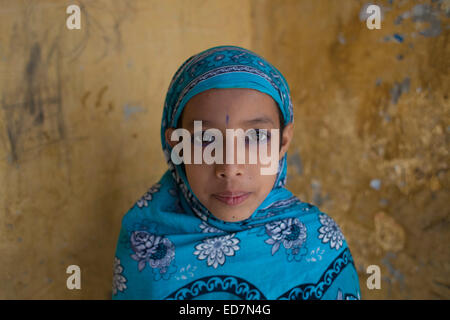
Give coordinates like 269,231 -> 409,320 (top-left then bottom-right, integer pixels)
212,193 -> 251,206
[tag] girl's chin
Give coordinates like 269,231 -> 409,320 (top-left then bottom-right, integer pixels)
213,214 -> 252,222
209,207 -> 254,222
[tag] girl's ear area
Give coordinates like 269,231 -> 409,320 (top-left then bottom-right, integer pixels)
279,122 -> 294,159
165,127 -> 176,148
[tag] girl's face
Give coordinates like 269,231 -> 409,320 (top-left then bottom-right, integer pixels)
165,88 -> 293,222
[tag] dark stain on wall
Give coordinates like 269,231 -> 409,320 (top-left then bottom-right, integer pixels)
3,38 -> 65,164
25,43 -> 44,125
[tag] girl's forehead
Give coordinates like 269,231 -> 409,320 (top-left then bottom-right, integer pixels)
178,88 -> 281,128
184,89 -> 277,114
181,105 -> 281,129
190,87 -> 273,103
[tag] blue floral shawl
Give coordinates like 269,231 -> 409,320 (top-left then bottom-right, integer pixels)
112,45 -> 361,300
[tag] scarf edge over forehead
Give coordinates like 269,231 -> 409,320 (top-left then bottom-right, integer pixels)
160,45 -> 301,232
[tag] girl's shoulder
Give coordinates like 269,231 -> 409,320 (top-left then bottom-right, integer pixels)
120,173 -> 172,224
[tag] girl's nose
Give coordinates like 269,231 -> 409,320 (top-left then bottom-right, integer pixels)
214,135 -> 245,178
215,163 -> 244,179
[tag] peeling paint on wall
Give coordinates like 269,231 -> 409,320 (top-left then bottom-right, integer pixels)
390,77 -> 410,105
123,104 -> 145,120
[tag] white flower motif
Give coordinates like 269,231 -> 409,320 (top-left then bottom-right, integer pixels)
265,218 -> 307,256
130,231 -> 175,273
318,214 -> 344,250
174,264 -> 197,281
199,221 -> 222,233
136,183 -> 161,208
112,257 -> 127,295
193,234 -> 240,269
306,246 -> 325,263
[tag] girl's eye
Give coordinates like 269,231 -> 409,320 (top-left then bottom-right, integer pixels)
191,130 -> 271,147
192,131 -> 215,146
246,129 -> 271,144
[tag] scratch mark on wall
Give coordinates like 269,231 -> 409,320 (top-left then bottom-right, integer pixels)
81,91 -> 91,108
95,86 -> 108,108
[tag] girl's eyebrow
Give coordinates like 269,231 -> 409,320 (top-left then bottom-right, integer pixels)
186,116 -> 275,128
240,116 -> 275,126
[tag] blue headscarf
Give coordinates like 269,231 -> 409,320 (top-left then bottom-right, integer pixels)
112,45 -> 361,300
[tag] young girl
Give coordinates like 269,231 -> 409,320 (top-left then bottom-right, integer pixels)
112,45 -> 361,300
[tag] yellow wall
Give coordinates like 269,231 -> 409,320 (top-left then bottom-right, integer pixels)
0,0 -> 448,299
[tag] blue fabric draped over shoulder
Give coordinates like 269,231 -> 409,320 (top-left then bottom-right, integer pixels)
112,45 -> 361,300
